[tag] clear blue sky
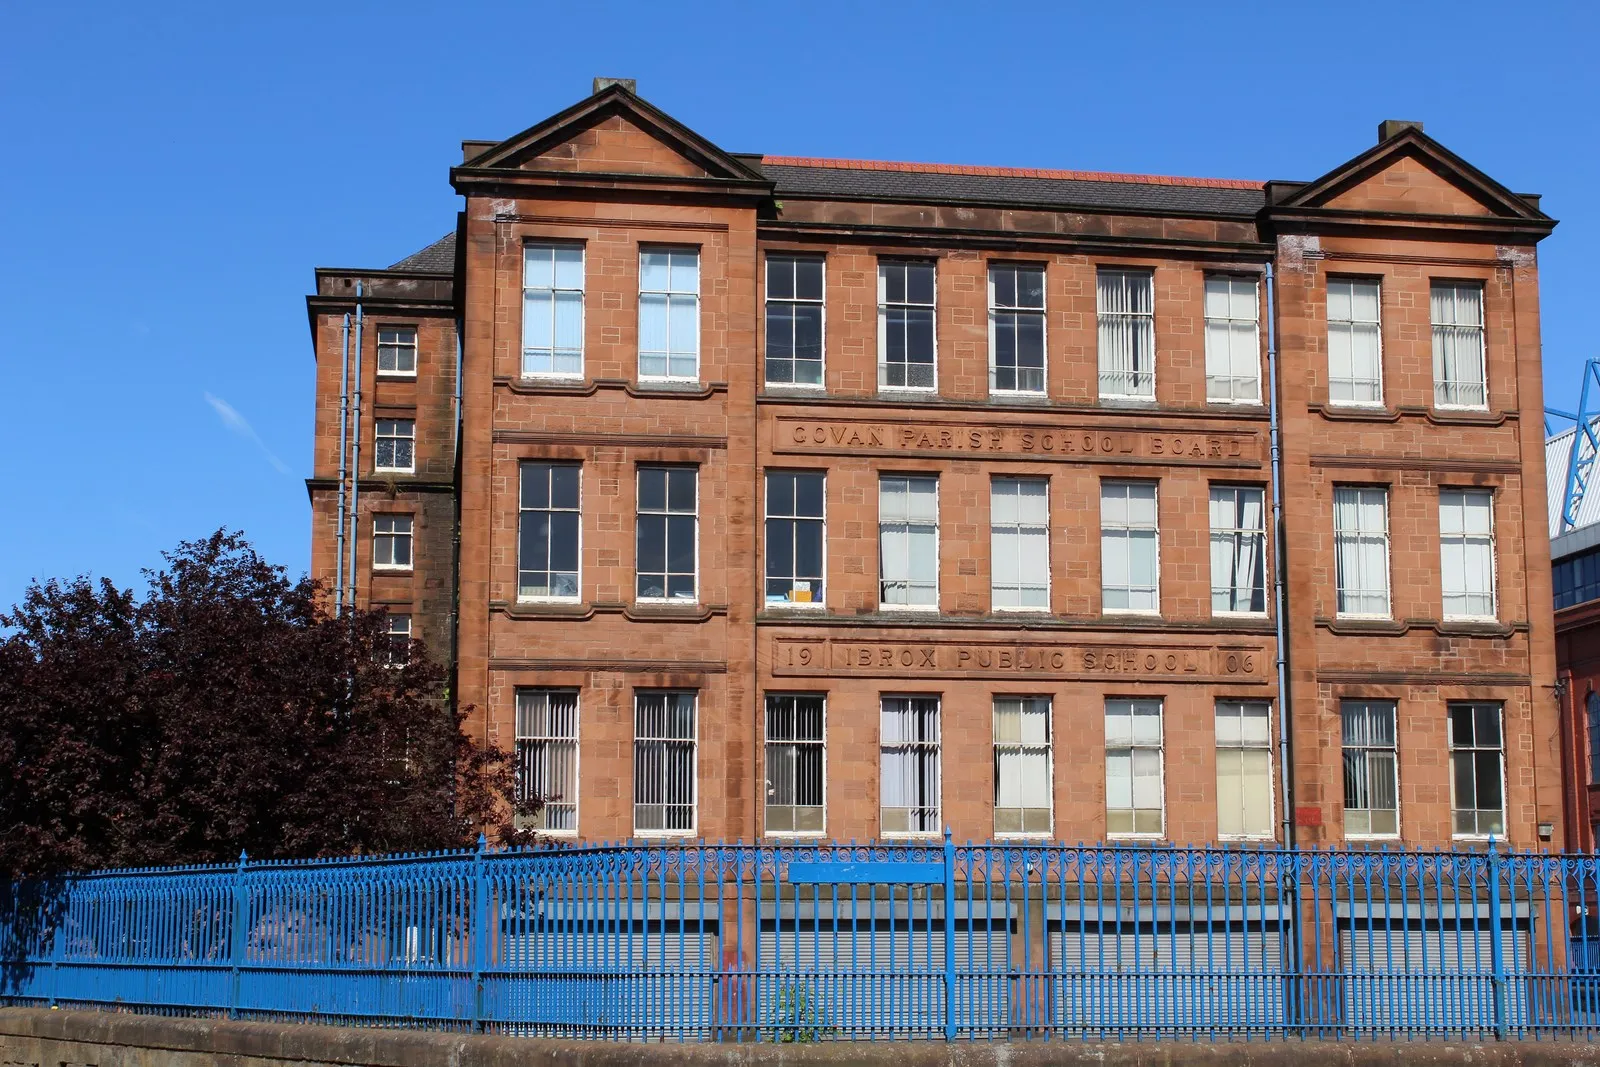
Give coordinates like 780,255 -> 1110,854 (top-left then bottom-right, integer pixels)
1,2 -> 1595,607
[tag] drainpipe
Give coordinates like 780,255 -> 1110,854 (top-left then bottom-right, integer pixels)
1265,261 -> 1296,847
448,317 -> 464,708
347,283 -> 364,612
334,312 -> 351,615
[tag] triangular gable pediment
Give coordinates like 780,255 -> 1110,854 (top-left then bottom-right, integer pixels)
462,84 -> 767,184
1273,129 -> 1547,221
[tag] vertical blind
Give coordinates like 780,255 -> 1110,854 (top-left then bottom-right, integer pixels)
1432,283 -> 1486,408
1342,700 -> 1398,836
881,697 -> 940,834
765,694 -> 825,834
1097,269 -> 1154,398
516,689 -> 579,831
1333,486 -> 1390,615
634,691 -> 697,833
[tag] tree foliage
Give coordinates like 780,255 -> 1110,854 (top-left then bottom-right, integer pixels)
0,530 -> 532,879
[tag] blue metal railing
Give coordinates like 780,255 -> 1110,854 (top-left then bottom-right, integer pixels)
5,834 -> 1600,1041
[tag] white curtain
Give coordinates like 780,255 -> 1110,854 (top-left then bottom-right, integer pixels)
1097,270 -> 1154,397
1209,487 -> 1265,612
1432,284 -> 1485,407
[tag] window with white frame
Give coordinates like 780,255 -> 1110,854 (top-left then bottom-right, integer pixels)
377,326 -> 417,376
991,477 -> 1049,610
1097,269 -> 1154,399
1432,283 -> 1486,408
881,696 -> 940,835
374,418 -> 415,473
372,515 -> 412,570
1101,481 -> 1159,613
1342,700 -> 1398,837
879,475 -> 938,608
1209,485 -> 1266,614
1327,279 -> 1383,404
1449,702 -> 1504,837
1204,275 -> 1261,402
765,694 -> 824,834
1440,489 -> 1495,618
523,244 -> 584,377
1333,487 -> 1390,616
879,261 -> 936,390
384,613 -> 411,665
1105,699 -> 1163,836
518,462 -> 580,600
765,471 -> 824,606
989,265 -> 1046,394
1216,702 -> 1272,838
633,690 -> 696,835
766,255 -> 824,386
638,248 -> 699,380
516,689 -> 579,833
636,466 -> 697,601
993,696 -> 1051,835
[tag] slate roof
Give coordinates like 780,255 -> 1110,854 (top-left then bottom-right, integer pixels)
387,232 -> 457,273
382,157 -> 1265,274
757,157 -> 1266,217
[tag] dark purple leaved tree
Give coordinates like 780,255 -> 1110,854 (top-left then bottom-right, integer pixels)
0,530 -> 537,879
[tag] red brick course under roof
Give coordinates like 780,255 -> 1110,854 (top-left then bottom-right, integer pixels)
759,155 -> 1263,191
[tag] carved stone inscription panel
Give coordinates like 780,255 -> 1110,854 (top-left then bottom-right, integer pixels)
770,637 -> 1269,684
773,417 -> 1262,466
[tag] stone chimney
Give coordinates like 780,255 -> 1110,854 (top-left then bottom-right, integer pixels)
593,77 -> 637,95
1378,119 -> 1423,142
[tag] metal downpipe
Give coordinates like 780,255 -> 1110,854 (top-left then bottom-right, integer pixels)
347,284 -> 364,613
334,312 -> 351,615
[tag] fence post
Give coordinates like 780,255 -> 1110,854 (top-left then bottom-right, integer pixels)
1487,839 -> 1507,1039
471,833 -> 487,1033
943,828 -> 956,1042
47,878 -> 67,1008
229,850 -> 249,1020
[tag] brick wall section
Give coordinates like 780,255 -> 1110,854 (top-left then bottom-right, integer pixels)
308,94 -> 1560,849
307,269 -> 457,659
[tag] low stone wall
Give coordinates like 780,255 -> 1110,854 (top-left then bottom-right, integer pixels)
6,1008 -> 1600,1067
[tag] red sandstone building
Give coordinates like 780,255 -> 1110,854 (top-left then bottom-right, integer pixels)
306,81 -> 1561,848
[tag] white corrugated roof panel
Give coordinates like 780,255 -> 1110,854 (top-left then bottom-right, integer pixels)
1547,421 -> 1600,538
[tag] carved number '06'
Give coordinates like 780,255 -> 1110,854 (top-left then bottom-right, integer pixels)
1224,653 -> 1256,674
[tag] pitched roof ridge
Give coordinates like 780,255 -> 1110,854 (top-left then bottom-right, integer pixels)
760,155 -> 1262,191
